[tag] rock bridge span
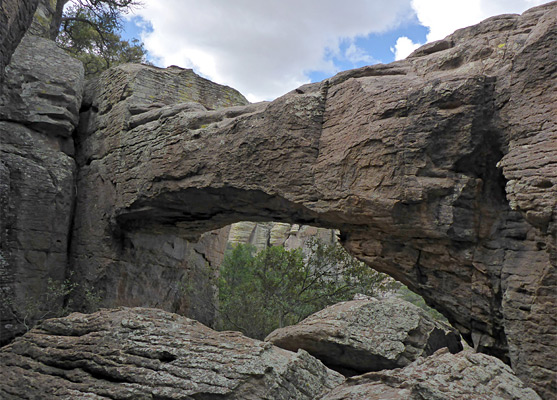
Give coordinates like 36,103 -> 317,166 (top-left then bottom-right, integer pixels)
67,4 -> 556,398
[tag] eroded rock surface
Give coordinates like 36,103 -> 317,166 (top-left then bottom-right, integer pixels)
0,35 -> 83,344
69,63 -> 250,326
228,221 -> 338,251
266,298 -> 462,375
0,0 -> 39,88
69,3 -> 556,397
0,307 -> 344,399
322,348 -> 541,400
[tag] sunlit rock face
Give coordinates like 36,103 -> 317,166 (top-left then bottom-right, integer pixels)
68,4 -> 556,397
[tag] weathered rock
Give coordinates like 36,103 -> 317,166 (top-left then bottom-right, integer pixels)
266,298 -> 462,375
68,64 -> 249,326
0,35 -> 84,138
67,3 -> 556,397
322,348 -> 541,400
0,0 -> 39,90
228,221 -> 338,252
0,34 -> 83,344
0,307 -> 344,399
27,0 -> 60,39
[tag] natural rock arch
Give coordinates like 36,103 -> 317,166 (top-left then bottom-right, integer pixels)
68,5 -> 557,397
0,2 -> 554,398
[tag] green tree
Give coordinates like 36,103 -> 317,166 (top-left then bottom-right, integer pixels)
217,239 -> 399,339
53,0 -> 147,77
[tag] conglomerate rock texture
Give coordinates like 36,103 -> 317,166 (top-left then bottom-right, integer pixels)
266,298 -> 462,375
322,348 -> 541,400
68,3 -> 556,397
0,307 -> 344,399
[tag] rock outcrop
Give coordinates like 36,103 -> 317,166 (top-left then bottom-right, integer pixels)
0,0 -> 39,89
322,348 -> 541,400
0,307 -> 344,399
266,298 -> 462,375
1,2 -> 555,398
0,34 -> 83,344
67,3 -> 556,397
69,63 -> 250,326
228,221 -> 338,252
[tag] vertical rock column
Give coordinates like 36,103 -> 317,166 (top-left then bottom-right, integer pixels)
0,0 -> 39,90
69,64 -> 249,326
0,35 -> 84,344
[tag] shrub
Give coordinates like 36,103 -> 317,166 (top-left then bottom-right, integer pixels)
216,238 -> 398,339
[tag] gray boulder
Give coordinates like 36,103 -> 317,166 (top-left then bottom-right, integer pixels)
322,348 -> 541,400
266,298 -> 462,375
0,307 -> 345,399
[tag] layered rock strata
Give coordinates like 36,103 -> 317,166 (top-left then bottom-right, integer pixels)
69,63 -> 249,326
266,298 -> 463,375
0,35 -> 83,344
322,348 -> 541,400
69,3 -> 556,397
0,307 -> 344,399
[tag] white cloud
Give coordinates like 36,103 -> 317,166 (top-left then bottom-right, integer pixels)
345,43 -> 374,64
391,0 -> 548,65
391,36 -> 422,60
410,0 -> 548,42
132,0 -> 550,101
133,0 -> 414,101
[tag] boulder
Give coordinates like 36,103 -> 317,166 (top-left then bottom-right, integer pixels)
0,35 -> 84,138
322,348 -> 541,400
0,307 -> 344,399
266,298 -> 462,375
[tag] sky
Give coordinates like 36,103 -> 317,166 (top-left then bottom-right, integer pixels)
121,0 -> 549,102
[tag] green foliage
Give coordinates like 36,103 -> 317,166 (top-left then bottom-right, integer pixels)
55,1 -> 147,77
397,285 -> 447,322
0,275 -> 102,334
217,239 -> 399,339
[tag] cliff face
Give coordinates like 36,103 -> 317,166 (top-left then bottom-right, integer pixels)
1,2 -> 556,398
0,34 -> 83,344
67,3 -> 555,397
228,221 -> 338,252
0,0 -> 39,89
70,64 -> 249,326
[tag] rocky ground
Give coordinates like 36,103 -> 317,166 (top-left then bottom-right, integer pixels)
266,298 -> 462,375
0,304 -> 541,399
